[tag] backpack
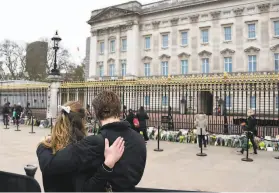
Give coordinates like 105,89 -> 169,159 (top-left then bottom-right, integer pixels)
133,118 -> 140,128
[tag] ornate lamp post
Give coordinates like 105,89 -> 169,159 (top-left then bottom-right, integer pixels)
50,31 -> 62,76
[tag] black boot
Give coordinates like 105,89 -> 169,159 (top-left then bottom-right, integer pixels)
237,149 -> 244,154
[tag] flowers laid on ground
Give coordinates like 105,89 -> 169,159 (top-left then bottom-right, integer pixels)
147,127 -> 279,151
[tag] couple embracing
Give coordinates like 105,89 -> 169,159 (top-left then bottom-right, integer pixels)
37,90 -> 147,192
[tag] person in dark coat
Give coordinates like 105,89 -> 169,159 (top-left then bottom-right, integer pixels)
126,109 -> 137,131
37,101 -> 125,192
239,109 -> 257,154
2,102 -> 10,125
37,91 -> 147,192
136,106 -> 149,141
15,103 -> 23,125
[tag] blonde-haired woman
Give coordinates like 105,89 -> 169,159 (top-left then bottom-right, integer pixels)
37,101 -> 125,192
239,109 -> 257,154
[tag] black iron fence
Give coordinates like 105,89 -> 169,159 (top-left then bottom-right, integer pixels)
0,84 -> 48,120
59,72 -> 279,137
1,72 -> 279,137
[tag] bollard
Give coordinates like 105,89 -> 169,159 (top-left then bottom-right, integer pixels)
196,129 -> 207,157
29,116 -> 35,134
241,131 -> 253,162
24,164 -> 37,178
154,126 -> 163,152
15,119 -> 21,131
3,114 -> 9,129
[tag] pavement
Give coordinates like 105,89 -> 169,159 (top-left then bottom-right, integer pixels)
0,125 -> 278,192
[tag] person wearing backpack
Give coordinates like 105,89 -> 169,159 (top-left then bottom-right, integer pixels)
136,106 -> 149,142
37,91 -> 146,192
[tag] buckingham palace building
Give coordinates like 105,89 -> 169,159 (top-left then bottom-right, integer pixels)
81,0 -> 279,121
85,0 -> 279,79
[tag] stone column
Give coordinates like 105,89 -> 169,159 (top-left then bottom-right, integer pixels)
89,30 -> 98,78
211,11 -> 221,72
258,4 -> 271,71
115,26 -> 121,76
171,18 -> 179,74
152,21 -> 160,76
126,21 -> 140,77
189,15 -> 199,73
234,8 -> 245,72
104,29 -> 109,76
46,76 -> 61,121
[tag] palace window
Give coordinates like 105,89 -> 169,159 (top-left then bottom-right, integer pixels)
110,40 -> 115,53
248,23 -> 256,39
121,38 -> 127,51
224,57 -> 232,72
145,36 -> 151,49
274,21 -> 279,36
225,96 -> 231,108
250,96 -> 256,109
248,55 -> 257,72
162,96 -> 168,106
109,64 -> 115,76
201,29 -> 209,43
144,63 -> 150,76
224,26 -> 232,41
99,65 -> 104,77
121,61 -> 126,76
161,61 -> 168,76
100,42 -> 104,54
181,60 -> 188,74
275,53 -> 279,72
162,34 -> 169,48
202,58 -> 209,73
181,31 -> 188,46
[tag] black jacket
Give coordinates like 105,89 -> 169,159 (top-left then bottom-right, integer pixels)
37,121 -> 147,192
126,112 -> 135,130
2,103 -> 10,114
136,111 -> 149,129
15,105 -> 23,118
244,116 -> 257,136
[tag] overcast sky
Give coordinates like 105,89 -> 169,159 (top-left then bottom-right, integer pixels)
0,0 -> 155,64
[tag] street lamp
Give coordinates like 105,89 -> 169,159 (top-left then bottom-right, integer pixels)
50,31 -> 62,76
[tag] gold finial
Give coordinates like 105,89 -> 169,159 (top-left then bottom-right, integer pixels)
223,72 -> 228,79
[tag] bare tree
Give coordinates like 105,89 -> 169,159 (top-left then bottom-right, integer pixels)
0,38 -> 75,81
0,40 -> 21,79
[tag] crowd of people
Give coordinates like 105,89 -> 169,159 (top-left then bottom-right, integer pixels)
2,102 -> 24,126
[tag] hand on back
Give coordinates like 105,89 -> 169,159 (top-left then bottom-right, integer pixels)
104,137 -> 125,168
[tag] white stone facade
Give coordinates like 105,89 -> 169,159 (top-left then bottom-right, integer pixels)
85,0 -> 279,80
